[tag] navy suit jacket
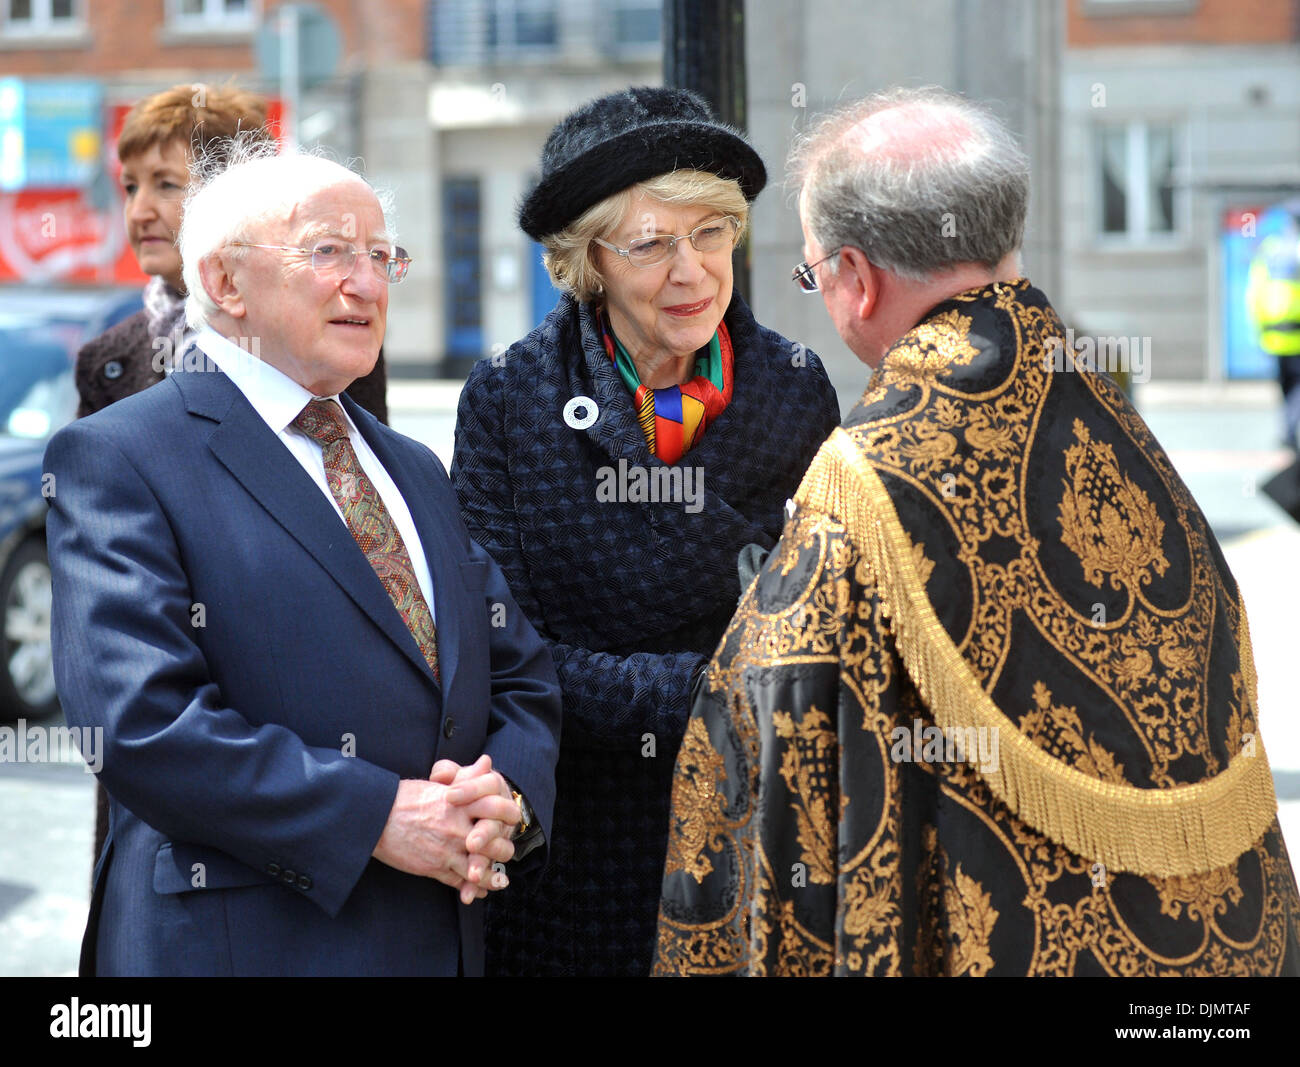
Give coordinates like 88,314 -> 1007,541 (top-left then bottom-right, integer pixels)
45,363 -> 561,976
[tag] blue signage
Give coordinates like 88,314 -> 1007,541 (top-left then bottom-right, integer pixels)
0,79 -> 103,191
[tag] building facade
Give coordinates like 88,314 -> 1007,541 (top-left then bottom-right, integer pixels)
421,0 -> 660,376
5,1 -> 1290,384
0,0 -> 442,372
1061,0 -> 1300,381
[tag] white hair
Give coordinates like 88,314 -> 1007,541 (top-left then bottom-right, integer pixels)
179,136 -> 399,329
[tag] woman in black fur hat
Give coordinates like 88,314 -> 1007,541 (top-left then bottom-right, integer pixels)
451,86 -> 841,975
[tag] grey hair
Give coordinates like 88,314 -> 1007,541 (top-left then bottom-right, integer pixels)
787,86 -> 1029,282
179,134 -> 398,329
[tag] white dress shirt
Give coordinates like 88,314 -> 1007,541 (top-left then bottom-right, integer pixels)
195,328 -> 435,620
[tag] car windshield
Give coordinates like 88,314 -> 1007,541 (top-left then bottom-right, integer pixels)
0,323 -> 83,440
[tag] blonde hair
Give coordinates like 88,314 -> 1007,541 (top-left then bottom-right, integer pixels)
542,169 -> 749,303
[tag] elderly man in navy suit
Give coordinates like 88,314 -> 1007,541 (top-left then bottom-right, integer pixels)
45,144 -> 561,976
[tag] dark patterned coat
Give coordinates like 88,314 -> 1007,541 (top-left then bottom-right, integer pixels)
452,291 -> 841,975
655,279 -> 1300,976
77,309 -> 390,864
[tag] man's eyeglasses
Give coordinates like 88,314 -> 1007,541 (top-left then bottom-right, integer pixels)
593,216 -> 739,269
791,247 -> 843,293
230,240 -> 413,284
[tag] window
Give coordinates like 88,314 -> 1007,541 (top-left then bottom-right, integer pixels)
605,0 -> 660,50
443,177 -> 483,362
168,0 -> 255,31
430,0 -> 559,64
428,0 -> 662,64
489,0 -> 556,50
1098,122 -> 1180,241
2,0 -> 79,35
1085,0 -> 1195,9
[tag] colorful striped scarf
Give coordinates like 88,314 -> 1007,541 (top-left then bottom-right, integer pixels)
600,314 -> 734,464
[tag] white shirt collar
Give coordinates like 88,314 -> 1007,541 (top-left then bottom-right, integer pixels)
193,327 -> 355,438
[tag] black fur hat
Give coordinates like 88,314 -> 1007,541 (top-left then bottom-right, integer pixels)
518,86 -> 767,240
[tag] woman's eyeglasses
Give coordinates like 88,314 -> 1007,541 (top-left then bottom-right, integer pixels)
593,216 -> 740,269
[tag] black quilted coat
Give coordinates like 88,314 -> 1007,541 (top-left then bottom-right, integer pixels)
451,292 -> 841,975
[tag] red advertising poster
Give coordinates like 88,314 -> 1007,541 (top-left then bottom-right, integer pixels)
0,97 -> 282,285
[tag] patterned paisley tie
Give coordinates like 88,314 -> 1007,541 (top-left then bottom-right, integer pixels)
293,398 -> 439,683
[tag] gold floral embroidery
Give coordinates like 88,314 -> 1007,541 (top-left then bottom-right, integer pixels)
915,823 -> 1000,976
881,308 -> 981,388
836,285 -> 1246,788
1154,862 -> 1244,922
842,866 -> 900,946
774,898 -> 835,977
1020,681 -> 1128,785
1225,674 -> 1256,761
662,717 -> 729,884
946,864 -> 1000,977
773,707 -> 838,886
906,534 -> 935,588
1058,419 -> 1170,592
706,512 -> 846,696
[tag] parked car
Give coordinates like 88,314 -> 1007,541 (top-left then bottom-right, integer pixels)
0,287 -> 143,721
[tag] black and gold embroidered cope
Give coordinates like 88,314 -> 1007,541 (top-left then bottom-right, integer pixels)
654,279 -> 1300,976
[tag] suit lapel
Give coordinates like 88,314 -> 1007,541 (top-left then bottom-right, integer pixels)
342,395 -> 463,703
172,367 -> 440,691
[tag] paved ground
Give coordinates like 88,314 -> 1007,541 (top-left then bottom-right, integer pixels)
0,758 -> 93,976
2,375 -> 1297,976
1135,383 -> 1300,863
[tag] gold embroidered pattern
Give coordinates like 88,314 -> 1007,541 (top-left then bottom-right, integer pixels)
1021,681 -> 1128,785
662,716 -> 729,885
947,864 -> 999,976
915,824 -> 1000,976
1154,862 -> 1243,922
800,425 -> 1278,876
1058,419 -> 1169,591
941,768 -> 1293,976
773,708 -> 838,886
906,533 -> 935,588
881,308 -> 981,389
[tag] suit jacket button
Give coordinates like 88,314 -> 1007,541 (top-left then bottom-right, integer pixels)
296,874 -> 312,891
443,716 -> 457,739
266,862 -> 281,877
103,360 -> 123,380
281,868 -> 297,885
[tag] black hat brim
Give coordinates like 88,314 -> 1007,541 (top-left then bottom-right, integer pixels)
518,121 -> 767,241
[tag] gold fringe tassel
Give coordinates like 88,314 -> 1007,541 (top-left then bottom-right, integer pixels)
793,428 -> 1278,878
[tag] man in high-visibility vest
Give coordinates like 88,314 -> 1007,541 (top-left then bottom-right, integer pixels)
1247,231 -> 1300,450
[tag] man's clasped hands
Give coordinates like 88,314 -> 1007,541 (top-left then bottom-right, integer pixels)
372,754 -> 522,906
